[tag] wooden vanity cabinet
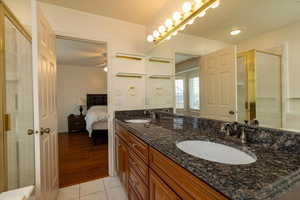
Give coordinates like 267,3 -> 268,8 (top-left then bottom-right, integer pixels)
115,123 -> 228,200
149,169 -> 181,200
115,135 -> 129,192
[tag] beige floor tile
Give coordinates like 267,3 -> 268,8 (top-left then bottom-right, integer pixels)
106,186 -> 127,200
80,179 -> 105,197
103,176 -> 121,189
57,184 -> 80,200
80,191 -> 107,200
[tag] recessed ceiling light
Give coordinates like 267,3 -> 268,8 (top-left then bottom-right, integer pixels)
230,29 -> 241,36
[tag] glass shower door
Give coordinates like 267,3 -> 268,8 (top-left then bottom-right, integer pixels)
256,51 -> 282,128
5,16 -> 35,190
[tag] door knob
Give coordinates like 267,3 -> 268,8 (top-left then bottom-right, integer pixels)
229,110 -> 235,115
40,128 -> 51,135
27,129 -> 34,135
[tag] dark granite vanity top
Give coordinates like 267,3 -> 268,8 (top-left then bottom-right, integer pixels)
115,110 -> 300,200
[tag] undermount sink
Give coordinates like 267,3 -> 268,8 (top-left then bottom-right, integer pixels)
125,119 -> 151,123
176,140 -> 256,165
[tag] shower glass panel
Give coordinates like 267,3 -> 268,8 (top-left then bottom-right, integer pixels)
256,52 -> 282,128
4,17 -> 35,190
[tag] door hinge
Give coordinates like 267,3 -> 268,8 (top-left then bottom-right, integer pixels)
4,114 -> 11,131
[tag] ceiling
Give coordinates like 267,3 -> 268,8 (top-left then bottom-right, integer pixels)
175,53 -> 198,64
56,38 -> 107,67
38,0 -> 169,25
40,0 -> 300,43
183,0 -> 300,43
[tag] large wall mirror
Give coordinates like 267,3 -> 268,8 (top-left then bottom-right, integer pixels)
0,0 -> 34,192
147,0 -> 300,132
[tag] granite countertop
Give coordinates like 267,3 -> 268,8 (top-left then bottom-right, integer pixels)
115,113 -> 300,200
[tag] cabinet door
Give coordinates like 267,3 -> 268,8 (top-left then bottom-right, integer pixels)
149,170 -> 180,200
115,136 -> 122,179
115,135 -> 129,192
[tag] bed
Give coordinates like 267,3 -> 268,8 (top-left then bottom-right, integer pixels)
85,94 -> 108,139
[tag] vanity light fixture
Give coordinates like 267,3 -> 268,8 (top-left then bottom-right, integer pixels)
147,0 -> 220,44
230,29 -> 241,36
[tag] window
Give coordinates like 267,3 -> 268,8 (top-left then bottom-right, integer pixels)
175,79 -> 184,109
189,77 -> 200,109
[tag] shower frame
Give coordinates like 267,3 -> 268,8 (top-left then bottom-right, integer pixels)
237,49 -> 283,125
0,1 -> 31,192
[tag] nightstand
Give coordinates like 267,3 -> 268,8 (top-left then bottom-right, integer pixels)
68,114 -> 86,133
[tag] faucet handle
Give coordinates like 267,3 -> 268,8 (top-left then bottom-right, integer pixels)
250,119 -> 259,127
239,126 -> 247,144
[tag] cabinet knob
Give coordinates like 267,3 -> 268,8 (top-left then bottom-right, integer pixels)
27,129 -> 34,135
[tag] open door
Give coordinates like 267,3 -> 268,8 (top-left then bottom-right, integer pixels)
32,2 -> 59,200
200,46 -> 237,121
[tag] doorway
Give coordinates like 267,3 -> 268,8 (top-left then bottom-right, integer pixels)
55,36 -> 109,187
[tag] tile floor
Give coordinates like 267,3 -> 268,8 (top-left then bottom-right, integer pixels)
57,176 -> 127,200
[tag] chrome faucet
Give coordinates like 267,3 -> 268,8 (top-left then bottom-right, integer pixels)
143,109 -> 158,120
220,122 -> 247,144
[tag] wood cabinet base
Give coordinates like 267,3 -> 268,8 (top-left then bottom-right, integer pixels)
115,123 -> 228,200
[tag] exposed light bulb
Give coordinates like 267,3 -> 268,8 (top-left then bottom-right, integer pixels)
187,19 -> 195,25
159,25 -> 166,33
103,67 -> 108,72
147,35 -> 154,42
230,29 -> 241,36
153,30 -> 160,38
172,31 -> 178,36
180,25 -> 186,31
194,0 -> 203,8
166,36 -> 171,40
182,1 -> 192,13
165,19 -> 173,29
173,11 -> 182,22
211,1 -> 220,8
198,11 -> 206,17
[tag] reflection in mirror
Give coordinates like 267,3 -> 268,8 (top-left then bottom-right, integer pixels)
0,0 -> 34,192
175,53 -> 200,117
147,0 -> 300,132
237,50 -> 282,128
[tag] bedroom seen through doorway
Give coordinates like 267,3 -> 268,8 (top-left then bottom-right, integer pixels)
55,36 -> 109,188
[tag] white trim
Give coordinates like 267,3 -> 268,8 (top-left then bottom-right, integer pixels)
31,0 -> 41,198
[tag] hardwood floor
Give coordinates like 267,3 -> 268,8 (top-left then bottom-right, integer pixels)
58,131 -> 109,188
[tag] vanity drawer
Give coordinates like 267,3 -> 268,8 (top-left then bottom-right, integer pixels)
129,150 -> 149,185
128,133 -> 149,164
116,124 -> 130,144
129,166 -> 149,200
149,147 -> 228,200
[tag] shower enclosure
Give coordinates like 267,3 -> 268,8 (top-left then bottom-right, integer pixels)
0,3 -> 35,192
237,49 -> 282,128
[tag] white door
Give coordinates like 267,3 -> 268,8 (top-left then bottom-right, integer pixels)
32,3 -> 59,200
200,46 -> 237,121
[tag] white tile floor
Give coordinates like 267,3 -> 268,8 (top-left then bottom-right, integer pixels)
57,176 -> 127,200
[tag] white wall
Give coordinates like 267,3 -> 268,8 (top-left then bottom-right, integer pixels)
57,65 -> 107,132
238,21 -> 300,130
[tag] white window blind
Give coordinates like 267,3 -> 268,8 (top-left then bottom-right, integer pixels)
175,79 -> 184,109
189,77 -> 200,109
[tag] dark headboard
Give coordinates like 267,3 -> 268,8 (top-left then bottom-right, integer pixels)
87,94 -> 107,110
